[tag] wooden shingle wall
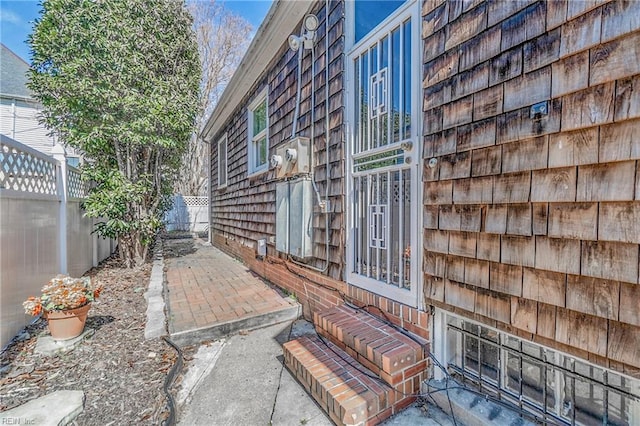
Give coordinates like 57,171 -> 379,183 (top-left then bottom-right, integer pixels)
422,0 -> 640,374
210,0 -> 345,280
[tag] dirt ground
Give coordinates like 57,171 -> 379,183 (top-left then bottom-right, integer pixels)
0,255 -> 178,425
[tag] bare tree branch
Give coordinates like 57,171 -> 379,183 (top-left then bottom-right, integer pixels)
176,0 -> 252,196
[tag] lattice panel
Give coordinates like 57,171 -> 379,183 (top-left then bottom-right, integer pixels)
67,167 -> 86,199
0,140 -> 58,195
182,196 -> 208,207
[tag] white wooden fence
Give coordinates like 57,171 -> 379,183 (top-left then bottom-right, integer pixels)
0,134 -> 115,348
164,195 -> 209,233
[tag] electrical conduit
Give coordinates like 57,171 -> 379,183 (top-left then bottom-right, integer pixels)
287,0 -> 331,274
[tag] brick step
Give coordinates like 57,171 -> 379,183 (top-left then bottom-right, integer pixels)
313,304 -> 427,389
283,334 -> 415,426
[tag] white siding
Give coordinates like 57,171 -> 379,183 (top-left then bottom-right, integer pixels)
0,98 -> 53,155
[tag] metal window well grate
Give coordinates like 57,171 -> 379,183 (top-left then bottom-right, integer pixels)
446,317 -> 640,426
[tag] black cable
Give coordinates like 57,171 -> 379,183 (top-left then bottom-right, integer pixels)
266,256 -> 347,299
444,379 -> 458,426
161,336 -> 184,426
424,353 -> 458,426
267,256 -> 556,424
429,352 -> 564,426
343,303 -> 559,425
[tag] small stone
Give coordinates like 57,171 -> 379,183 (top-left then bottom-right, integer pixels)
1,390 -> 85,426
8,364 -> 35,379
148,352 -> 157,358
34,329 -> 95,356
16,331 -> 31,342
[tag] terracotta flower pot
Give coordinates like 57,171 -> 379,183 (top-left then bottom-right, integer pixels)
45,303 -> 91,341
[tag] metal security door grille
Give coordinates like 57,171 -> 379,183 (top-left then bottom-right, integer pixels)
353,167 -> 411,288
349,10 -> 416,303
353,18 -> 412,153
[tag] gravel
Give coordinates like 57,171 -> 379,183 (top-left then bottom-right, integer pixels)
0,255 -> 177,425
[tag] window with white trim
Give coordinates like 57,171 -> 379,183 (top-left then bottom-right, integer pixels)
217,134 -> 227,189
248,88 -> 269,175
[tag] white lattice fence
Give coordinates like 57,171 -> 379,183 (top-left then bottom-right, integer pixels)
0,135 -> 115,348
67,166 -> 87,199
165,194 -> 209,232
182,195 -> 208,207
0,136 -> 58,195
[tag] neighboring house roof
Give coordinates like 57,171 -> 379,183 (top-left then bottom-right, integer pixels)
0,43 -> 32,100
202,0 -> 313,142
0,44 -> 81,160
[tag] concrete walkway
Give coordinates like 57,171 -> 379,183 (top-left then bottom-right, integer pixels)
164,237 -> 300,346
177,319 -> 452,426
178,320 -> 333,426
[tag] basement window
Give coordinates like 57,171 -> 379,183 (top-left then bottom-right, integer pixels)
247,88 -> 269,176
445,315 -> 640,425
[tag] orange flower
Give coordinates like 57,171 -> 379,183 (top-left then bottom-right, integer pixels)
23,275 -> 103,314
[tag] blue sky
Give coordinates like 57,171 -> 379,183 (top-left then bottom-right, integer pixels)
0,0 -> 273,63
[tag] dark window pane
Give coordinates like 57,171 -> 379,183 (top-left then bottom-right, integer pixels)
464,334 -> 479,374
380,35 -> 389,146
257,137 -> 267,167
391,27 -> 400,142
362,52 -> 369,152
402,169 -> 410,288
506,352 -> 521,394
522,358 -> 544,407
574,376 -> 605,425
253,100 -> 267,135
480,341 -> 499,382
354,58 -> 360,149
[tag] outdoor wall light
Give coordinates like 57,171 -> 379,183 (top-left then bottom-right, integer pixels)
303,14 -> 319,32
288,14 -> 319,51
288,34 -> 302,51
285,147 -> 298,164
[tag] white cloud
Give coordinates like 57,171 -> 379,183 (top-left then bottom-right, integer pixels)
0,9 -> 24,26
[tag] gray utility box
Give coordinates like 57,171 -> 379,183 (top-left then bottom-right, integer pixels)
275,177 -> 314,259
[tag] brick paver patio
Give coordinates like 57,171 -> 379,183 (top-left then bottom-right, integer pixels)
164,238 -> 298,341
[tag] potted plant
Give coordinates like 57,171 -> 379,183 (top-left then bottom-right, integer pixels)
23,275 -> 103,341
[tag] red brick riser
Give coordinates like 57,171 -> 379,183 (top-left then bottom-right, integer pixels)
211,236 -> 431,341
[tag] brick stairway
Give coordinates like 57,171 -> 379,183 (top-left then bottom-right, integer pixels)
283,304 -> 428,425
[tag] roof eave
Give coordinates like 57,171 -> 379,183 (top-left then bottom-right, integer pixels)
201,0 -> 313,142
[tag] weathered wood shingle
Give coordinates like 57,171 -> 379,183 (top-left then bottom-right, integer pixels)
211,1 -> 345,280
422,0 -> 640,372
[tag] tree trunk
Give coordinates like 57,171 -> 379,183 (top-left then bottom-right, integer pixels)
118,232 -> 148,268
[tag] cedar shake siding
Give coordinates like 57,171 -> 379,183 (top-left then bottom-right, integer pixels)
208,0 -> 432,341
208,0 -> 640,381
422,0 -> 640,374
210,1 -> 344,280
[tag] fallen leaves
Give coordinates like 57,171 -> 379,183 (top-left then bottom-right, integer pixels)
0,255 -> 175,425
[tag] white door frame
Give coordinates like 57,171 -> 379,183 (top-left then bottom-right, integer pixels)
344,0 -> 422,308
